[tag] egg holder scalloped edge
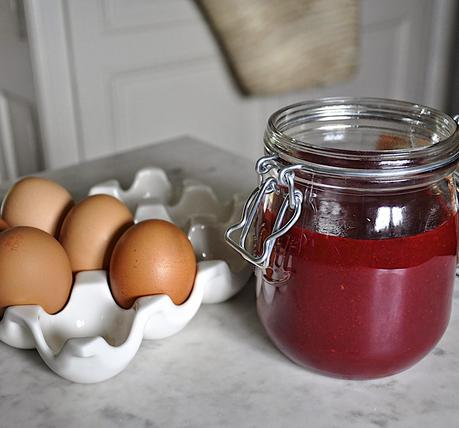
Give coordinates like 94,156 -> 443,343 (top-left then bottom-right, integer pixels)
0,168 -> 252,383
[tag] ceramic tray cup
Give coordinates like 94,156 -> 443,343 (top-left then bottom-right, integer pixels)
0,168 -> 252,383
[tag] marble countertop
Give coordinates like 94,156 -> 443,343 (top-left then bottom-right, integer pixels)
1,138 -> 458,428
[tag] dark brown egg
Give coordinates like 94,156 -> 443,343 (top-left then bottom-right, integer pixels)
109,219 -> 196,308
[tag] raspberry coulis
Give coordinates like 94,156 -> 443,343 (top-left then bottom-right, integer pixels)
257,213 -> 458,379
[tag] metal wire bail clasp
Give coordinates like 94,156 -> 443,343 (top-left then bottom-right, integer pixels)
225,155 -> 304,269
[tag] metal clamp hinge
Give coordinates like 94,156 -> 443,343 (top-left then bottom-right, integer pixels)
225,156 -> 303,269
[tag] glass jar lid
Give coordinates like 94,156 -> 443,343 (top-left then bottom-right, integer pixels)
264,97 -> 459,180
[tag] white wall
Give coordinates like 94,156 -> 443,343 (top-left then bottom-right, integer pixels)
1,0 -> 458,174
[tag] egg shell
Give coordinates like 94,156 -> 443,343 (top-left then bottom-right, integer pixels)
1,177 -> 73,236
59,194 -> 133,272
0,226 -> 73,314
109,219 -> 197,308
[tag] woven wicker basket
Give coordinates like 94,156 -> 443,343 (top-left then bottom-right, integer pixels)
197,0 -> 360,95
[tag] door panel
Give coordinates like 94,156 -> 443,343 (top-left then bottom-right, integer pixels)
100,0 -> 198,31
29,0 -> 454,167
111,57 -> 258,157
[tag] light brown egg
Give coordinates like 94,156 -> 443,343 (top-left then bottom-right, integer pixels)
0,226 -> 73,314
109,219 -> 196,308
59,194 -> 133,272
1,177 -> 73,236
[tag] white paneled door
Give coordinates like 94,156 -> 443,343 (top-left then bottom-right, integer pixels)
25,0 -> 457,169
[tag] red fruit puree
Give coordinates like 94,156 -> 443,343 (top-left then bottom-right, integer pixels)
257,213 -> 458,379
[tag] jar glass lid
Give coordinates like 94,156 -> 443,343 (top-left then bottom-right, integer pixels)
264,97 -> 459,179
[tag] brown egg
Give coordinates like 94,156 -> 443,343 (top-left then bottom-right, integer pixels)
1,177 -> 73,236
0,226 -> 73,314
59,194 -> 133,272
109,219 -> 196,308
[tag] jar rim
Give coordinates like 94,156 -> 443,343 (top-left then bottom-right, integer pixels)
264,97 -> 459,180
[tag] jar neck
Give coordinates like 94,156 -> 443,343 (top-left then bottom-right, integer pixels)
264,97 -> 459,189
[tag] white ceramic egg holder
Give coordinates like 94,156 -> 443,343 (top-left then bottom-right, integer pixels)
0,168 -> 252,383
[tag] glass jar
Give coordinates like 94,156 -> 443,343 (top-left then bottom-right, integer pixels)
226,97 -> 459,379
